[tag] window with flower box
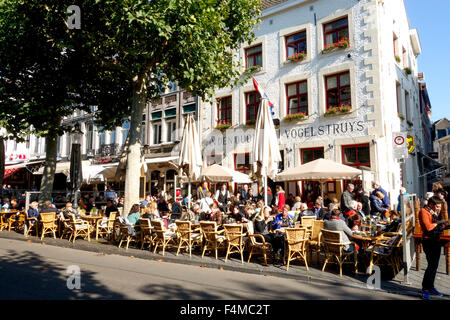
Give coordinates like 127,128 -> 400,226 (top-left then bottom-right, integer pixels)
286,81 -> 308,115
234,153 -> 251,174
207,152 -> 223,166
245,44 -> 262,69
301,147 -> 324,164
325,71 -> 351,111
342,144 -> 370,169
323,17 -> 349,48
285,31 -> 306,59
245,91 -> 261,122
217,96 -> 232,125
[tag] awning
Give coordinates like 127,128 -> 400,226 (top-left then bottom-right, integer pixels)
83,163 -> 119,184
3,168 -> 23,179
145,156 -> 179,164
34,161 -> 90,176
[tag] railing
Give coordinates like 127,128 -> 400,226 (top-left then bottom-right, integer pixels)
98,143 -> 122,157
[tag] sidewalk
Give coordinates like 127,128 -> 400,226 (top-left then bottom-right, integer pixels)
0,230 -> 448,299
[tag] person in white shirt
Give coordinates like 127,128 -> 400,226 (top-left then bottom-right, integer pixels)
215,183 -> 230,213
199,191 -> 214,216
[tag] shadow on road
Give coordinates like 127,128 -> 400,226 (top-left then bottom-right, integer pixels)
0,249 -> 125,300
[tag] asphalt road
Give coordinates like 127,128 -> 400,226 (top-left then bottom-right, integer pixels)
0,238 -> 415,300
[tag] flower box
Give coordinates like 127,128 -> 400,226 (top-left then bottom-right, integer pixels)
324,104 -> 352,116
322,37 -> 349,54
404,67 -> 412,75
407,120 -> 413,127
395,55 -> 401,63
284,112 -> 307,121
287,52 -> 307,63
245,119 -> 256,126
215,122 -> 232,131
397,113 -> 405,120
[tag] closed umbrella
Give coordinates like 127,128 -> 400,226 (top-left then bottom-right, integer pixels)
252,99 -> 282,206
178,113 -> 203,208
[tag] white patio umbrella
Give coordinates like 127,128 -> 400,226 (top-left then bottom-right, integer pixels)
200,164 -> 252,184
178,113 -> 203,209
275,158 -> 362,198
252,99 -> 282,206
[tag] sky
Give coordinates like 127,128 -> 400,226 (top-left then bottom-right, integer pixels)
404,0 -> 450,122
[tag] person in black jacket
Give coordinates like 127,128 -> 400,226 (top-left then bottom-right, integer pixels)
356,188 -> 371,217
40,200 -> 58,214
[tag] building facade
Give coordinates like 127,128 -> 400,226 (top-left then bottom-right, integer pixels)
433,118 -> 450,188
200,0 -> 429,205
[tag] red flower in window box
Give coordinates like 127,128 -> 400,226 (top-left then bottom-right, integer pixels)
284,112 -> 307,121
322,37 -> 350,53
287,52 -> 307,62
325,104 -> 352,116
214,121 -> 232,131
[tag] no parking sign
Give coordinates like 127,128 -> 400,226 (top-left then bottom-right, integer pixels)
393,132 -> 408,159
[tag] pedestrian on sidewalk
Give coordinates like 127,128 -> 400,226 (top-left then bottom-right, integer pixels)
419,196 -> 448,300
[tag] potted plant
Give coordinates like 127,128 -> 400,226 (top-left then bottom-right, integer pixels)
322,37 -> 350,54
214,121 -> 232,131
284,112 -> 307,121
287,51 -> 307,63
324,104 -> 352,116
397,113 -> 405,120
404,67 -> 412,75
395,55 -> 401,63
245,119 -> 256,126
407,120 -> 413,127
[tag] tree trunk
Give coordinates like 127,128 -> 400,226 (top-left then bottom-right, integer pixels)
38,133 -> 58,206
0,137 -> 4,198
123,76 -> 147,216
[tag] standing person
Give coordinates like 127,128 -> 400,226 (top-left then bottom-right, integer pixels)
355,187 -> 371,217
419,197 -> 448,300
340,183 -> 355,215
104,185 -> 117,202
215,183 -> 230,213
396,187 -> 409,212
241,184 -> 250,202
197,181 -> 209,200
275,185 -> 286,212
432,182 -> 448,221
370,191 -> 389,217
370,181 -> 390,208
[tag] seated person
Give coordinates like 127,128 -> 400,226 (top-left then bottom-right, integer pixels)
384,211 -> 401,233
27,201 -> 40,221
125,204 -> 142,233
324,209 -> 359,252
348,213 -> 362,231
40,200 -> 58,214
370,191 -> 389,218
85,198 -> 98,214
104,200 -> 118,218
272,204 -> 293,263
10,198 -> 22,211
209,203 -> 223,225
140,194 -> 152,207
60,202 -> 81,220
229,205 -> 246,223
179,203 -> 200,222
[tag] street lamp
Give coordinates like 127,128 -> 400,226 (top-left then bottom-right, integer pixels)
70,123 -> 84,209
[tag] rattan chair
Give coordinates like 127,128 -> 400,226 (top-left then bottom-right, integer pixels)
40,212 -> 58,240
139,218 -> 154,250
0,214 -> 8,231
285,227 -> 309,271
300,216 -> 316,238
308,220 -> 324,264
246,221 -> 272,266
8,212 -> 26,232
200,221 -> 226,260
151,219 -> 177,256
59,218 -> 73,240
68,213 -> 91,243
321,229 -> 358,277
25,213 -> 39,237
96,212 -> 117,240
118,224 -> 138,250
223,224 -> 244,263
175,220 -> 201,257
367,235 -> 403,275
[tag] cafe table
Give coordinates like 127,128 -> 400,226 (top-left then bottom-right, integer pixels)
0,210 -> 21,231
351,232 -> 384,251
413,228 -> 450,275
81,215 -> 104,238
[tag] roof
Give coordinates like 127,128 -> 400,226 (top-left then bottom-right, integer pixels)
261,0 -> 290,10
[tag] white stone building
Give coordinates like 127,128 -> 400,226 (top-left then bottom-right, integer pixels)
200,0 -> 429,205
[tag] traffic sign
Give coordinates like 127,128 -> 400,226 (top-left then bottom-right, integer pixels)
393,132 -> 408,159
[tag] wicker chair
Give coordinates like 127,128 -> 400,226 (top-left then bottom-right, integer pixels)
151,219 -> 177,256
59,218 -> 73,240
139,218 -> 154,250
118,223 -> 138,250
96,212 -> 117,240
246,221 -> 272,266
0,214 -> 8,232
25,213 -> 39,238
8,212 -> 26,232
321,229 -> 358,277
308,220 -> 324,264
300,216 -> 316,238
366,235 -> 403,275
200,221 -> 226,260
40,213 -> 58,240
285,227 -> 309,271
223,224 -> 244,263
175,220 -> 201,258
68,213 -> 91,243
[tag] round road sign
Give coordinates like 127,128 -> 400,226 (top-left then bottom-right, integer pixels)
394,136 -> 405,145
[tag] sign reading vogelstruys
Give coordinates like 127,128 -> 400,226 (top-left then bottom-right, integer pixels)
282,120 -> 366,140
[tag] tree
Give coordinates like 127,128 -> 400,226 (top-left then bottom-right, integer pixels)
68,0 -> 261,214
0,0 -> 132,203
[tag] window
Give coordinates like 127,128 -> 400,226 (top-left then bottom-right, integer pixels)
166,119 -> 177,142
169,81 -> 178,92
122,121 -> 130,145
278,150 -> 284,172
393,33 -> 398,58
86,123 -> 94,151
183,103 -> 196,114
245,44 -> 262,69
286,81 -> 308,115
152,111 -> 162,120
165,108 -> 177,117
301,147 -> 324,164
405,91 -> 410,121
342,144 -> 371,169
323,17 -> 348,47
325,71 -> 351,110
217,96 -> 232,124
153,122 -> 162,145
396,82 -> 401,113
207,152 -> 223,166
141,114 -> 146,144
234,153 -> 251,174
285,31 -> 306,58
110,129 -> 116,144
245,91 -> 261,122
437,129 -> 446,139
402,47 -> 407,69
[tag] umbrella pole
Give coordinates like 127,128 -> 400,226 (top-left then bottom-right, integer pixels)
264,173 -> 268,206
188,176 -> 191,210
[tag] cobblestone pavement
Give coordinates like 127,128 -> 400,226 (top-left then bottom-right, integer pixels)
0,229 -> 448,300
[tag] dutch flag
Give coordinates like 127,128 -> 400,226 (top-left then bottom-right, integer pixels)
252,76 -> 274,119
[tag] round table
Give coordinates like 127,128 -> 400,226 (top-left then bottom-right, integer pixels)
0,210 -> 21,231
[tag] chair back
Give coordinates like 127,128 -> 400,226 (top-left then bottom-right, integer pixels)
285,227 -> 308,251
246,221 -> 254,235
108,212 -> 117,228
151,219 -> 166,240
200,221 -> 218,242
139,218 -> 151,228
311,220 -> 324,241
300,216 -> 316,229
40,212 -> 56,227
223,224 -> 243,246
322,229 -> 343,255
175,220 -> 191,241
